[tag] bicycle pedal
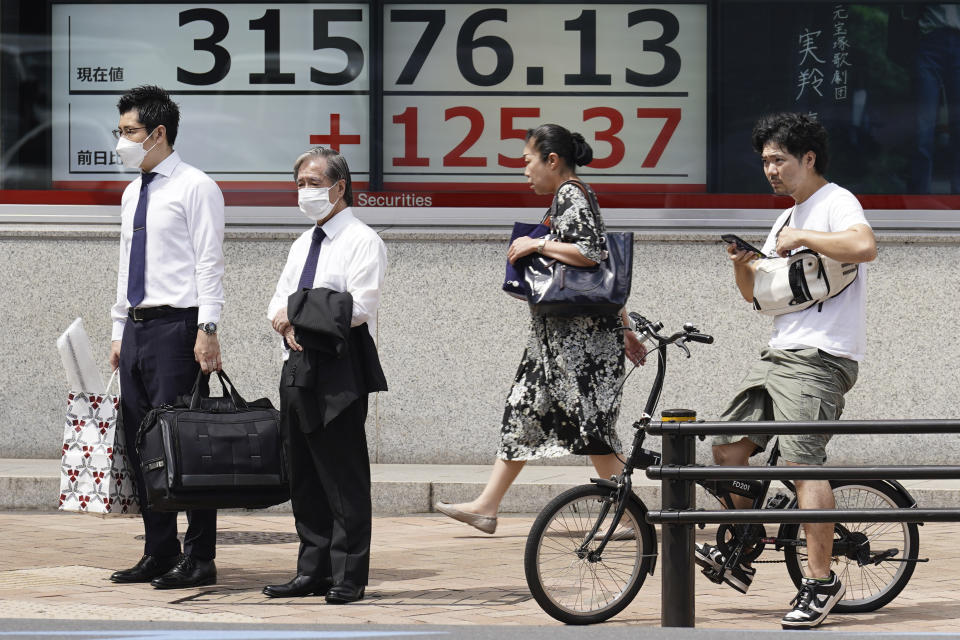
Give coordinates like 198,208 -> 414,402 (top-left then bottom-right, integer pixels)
700,566 -> 724,585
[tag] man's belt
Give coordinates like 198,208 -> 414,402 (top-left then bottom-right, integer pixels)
128,306 -> 198,322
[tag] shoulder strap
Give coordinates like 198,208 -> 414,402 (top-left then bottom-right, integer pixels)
773,206 -> 796,255
775,206 -> 794,237
554,179 -> 607,239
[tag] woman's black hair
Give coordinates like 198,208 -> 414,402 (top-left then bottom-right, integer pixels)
751,112 -> 830,175
525,124 -> 593,169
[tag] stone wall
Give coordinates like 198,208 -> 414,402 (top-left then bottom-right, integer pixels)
2,227 -> 957,466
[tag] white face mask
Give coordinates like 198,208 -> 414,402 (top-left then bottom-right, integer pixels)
115,129 -> 159,170
298,186 -> 339,222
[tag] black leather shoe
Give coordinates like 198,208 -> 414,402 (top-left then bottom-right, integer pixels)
150,555 -> 217,589
110,554 -> 180,583
262,575 -> 333,598
325,582 -> 365,604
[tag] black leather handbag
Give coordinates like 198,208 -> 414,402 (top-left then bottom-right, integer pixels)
524,181 -> 634,316
135,370 -> 289,511
502,219 -> 550,299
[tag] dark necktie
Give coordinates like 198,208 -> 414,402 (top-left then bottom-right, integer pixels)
126,172 -> 158,308
297,225 -> 326,290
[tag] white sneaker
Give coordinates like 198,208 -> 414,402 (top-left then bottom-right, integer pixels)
781,572 -> 846,629
694,542 -> 756,594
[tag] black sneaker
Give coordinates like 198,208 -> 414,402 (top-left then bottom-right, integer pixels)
694,542 -> 756,593
781,572 -> 846,629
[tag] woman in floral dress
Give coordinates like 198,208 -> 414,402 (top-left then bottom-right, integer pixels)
436,124 -> 647,534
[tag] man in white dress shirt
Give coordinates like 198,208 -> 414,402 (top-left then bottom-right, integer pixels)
263,147 -> 387,604
107,85 -> 224,590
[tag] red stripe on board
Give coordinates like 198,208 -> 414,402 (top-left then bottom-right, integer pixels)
0,190 -> 121,205
381,181 -> 708,193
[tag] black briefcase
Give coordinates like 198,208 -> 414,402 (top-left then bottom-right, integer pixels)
136,370 -> 289,511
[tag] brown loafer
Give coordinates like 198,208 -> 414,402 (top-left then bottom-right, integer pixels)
435,502 -> 497,534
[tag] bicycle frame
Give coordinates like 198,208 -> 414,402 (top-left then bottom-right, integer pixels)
524,313 -> 923,624
579,322 -> 674,562
696,440 -> 923,577
584,341 -> 922,580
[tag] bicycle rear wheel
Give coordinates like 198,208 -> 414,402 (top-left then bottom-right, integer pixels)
782,480 -> 919,613
524,484 -> 655,624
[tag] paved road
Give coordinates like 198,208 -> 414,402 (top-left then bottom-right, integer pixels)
0,512 -> 958,633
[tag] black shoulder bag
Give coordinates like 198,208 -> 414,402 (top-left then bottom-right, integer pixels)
524,180 -> 633,316
136,370 -> 289,511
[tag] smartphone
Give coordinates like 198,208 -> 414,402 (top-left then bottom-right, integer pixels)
721,234 -> 763,257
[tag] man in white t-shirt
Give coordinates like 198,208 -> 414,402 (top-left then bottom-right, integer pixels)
695,113 -> 877,630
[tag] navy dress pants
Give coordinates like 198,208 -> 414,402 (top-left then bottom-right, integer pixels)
118,309 -> 217,560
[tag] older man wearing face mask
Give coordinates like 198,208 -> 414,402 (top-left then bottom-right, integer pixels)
263,147 -> 387,604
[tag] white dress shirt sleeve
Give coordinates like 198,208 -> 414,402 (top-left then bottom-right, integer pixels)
110,185 -> 136,341
347,233 -> 388,328
110,233 -> 131,342
185,178 -> 226,325
267,238 -> 303,322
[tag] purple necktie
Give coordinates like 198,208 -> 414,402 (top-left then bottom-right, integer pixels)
297,226 -> 326,290
126,172 -> 157,308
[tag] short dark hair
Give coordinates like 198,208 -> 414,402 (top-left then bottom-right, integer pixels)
525,124 -> 593,169
751,112 -> 829,175
293,147 -> 354,206
116,85 -> 180,145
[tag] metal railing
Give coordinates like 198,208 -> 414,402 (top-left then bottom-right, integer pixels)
642,418 -> 960,628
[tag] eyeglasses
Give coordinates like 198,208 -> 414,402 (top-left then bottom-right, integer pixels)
111,127 -> 147,140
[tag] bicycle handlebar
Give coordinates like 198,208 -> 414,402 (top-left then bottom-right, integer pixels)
628,312 -> 714,349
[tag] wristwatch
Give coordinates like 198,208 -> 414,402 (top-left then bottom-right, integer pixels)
537,238 -> 547,254
197,322 -> 218,335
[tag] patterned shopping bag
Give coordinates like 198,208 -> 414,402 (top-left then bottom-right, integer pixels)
59,371 -> 139,515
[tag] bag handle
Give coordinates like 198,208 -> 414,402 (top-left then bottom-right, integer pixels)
216,370 -> 249,409
105,369 -> 120,396
188,369 -> 249,410
551,179 -> 608,243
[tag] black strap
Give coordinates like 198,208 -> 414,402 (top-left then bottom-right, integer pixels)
773,206 -> 796,256
188,369 -> 248,410
197,423 -> 212,467
787,259 -> 811,305
245,422 -> 263,470
551,179 -> 608,246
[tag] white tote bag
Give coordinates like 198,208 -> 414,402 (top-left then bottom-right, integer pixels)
59,371 -> 140,515
752,250 -> 859,316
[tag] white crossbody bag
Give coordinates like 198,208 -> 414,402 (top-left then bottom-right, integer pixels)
752,209 -> 859,316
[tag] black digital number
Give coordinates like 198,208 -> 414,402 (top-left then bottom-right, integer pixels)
391,9 -> 445,85
625,9 -> 681,87
311,9 -> 365,86
249,9 -> 295,84
456,9 -> 513,87
564,10 -> 611,86
178,8 -> 231,86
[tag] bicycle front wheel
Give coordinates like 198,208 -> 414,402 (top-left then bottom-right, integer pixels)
782,480 -> 919,613
524,484 -> 655,624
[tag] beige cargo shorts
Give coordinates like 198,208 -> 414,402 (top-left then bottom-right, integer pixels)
713,347 -> 859,465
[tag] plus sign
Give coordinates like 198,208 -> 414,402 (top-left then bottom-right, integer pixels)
309,114 -> 361,151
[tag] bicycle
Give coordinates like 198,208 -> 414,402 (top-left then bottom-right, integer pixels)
523,312 -> 923,625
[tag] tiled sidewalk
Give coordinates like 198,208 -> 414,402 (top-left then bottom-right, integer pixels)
0,511 -> 958,631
